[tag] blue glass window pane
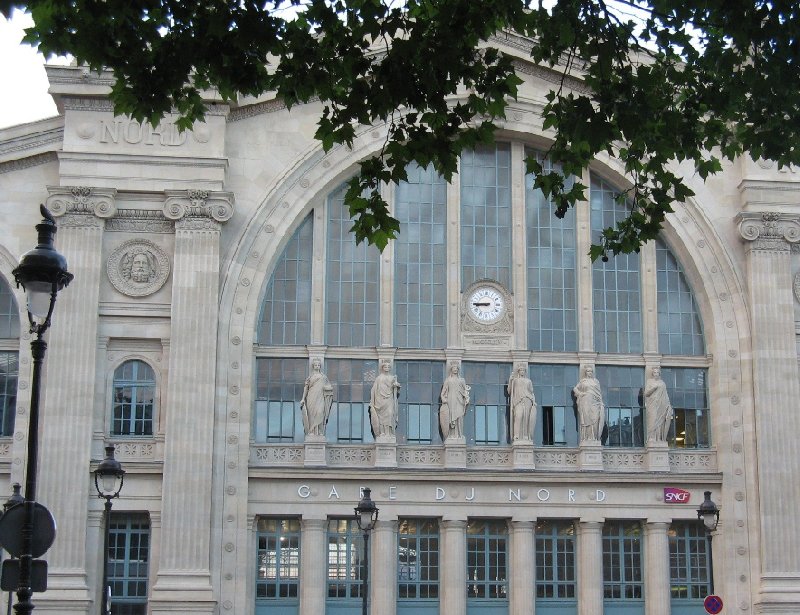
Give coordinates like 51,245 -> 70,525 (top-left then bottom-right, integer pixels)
596,366 -> 645,447
327,518 -> 366,599
463,362 -> 510,446
602,521 -> 643,600
253,358 -> 306,443
395,361 -> 445,445
656,240 -> 705,356
325,359 -> 376,443
661,368 -> 710,448
108,513 -> 150,611
530,364 -> 580,447
536,520 -> 576,600
256,518 -> 301,600
669,522 -> 711,600
0,278 -> 20,340
112,361 -> 155,437
466,520 -> 508,601
0,352 -> 18,437
398,518 -> 440,599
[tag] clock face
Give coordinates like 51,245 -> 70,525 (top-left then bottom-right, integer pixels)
469,287 -> 505,323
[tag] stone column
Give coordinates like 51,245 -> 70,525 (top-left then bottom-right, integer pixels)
644,522 -> 671,615
371,519 -> 398,614
577,521 -> 604,615
34,187 -> 115,613
510,521 -> 535,615
737,212 -> 800,609
299,518 -> 327,615
150,190 -> 233,615
441,520 -> 467,615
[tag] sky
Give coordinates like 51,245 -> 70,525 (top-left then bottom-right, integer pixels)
0,9 -> 70,130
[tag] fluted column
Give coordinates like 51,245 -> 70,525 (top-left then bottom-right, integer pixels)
299,518 -> 327,615
371,519 -> 398,614
737,212 -> 800,608
34,188 -> 115,613
151,190 -> 233,614
441,520 -> 467,615
644,522 -> 670,615
577,521 -> 604,615
510,521 -> 535,615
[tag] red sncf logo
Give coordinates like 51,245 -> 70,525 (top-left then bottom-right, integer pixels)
663,488 -> 692,503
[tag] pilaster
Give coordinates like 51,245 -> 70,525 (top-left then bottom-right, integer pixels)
644,522 -> 671,615
577,521 -> 603,615
510,520 -> 535,615
150,190 -> 233,614
371,519 -> 398,614
737,212 -> 800,610
441,520 -> 467,615
299,518 -> 327,615
33,187 -> 115,613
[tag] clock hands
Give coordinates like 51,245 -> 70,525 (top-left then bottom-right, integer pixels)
472,301 -> 491,307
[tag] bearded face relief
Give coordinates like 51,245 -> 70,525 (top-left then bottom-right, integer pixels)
108,239 -> 170,297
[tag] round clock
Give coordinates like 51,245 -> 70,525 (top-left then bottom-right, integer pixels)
468,286 -> 505,323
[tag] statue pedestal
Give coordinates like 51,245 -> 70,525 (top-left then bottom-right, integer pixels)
444,437 -> 467,469
512,441 -> 535,470
647,440 -> 670,472
374,435 -> 397,468
304,435 -> 327,467
579,440 -> 604,471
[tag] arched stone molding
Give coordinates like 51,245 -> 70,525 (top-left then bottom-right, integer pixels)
214,115 -> 755,612
0,243 -> 33,488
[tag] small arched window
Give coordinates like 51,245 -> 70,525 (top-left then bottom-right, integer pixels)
112,360 -> 155,437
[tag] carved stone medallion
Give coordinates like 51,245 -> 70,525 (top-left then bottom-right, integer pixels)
107,239 -> 170,297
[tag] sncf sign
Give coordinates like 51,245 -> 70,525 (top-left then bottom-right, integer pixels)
664,487 -> 692,503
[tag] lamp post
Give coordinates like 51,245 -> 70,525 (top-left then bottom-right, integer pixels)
696,490 -> 720,596
11,205 -> 73,615
94,445 -> 125,615
354,488 -> 378,615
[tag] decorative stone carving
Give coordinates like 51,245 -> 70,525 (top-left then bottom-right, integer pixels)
439,362 -> 470,441
508,363 -> 536,442
461,279 -> 513,334
794,272 -> 800,303
369,361 -> 401,440
737,211 -> 800,251
645,366 -> 673,443
107,239 -> 171,297
300,359 -> 333,438
46,186 -> 117,218
105,209 -> 173,233
253,446 -> 304,465
574,366 -> 605,443
163,189 -> 234,222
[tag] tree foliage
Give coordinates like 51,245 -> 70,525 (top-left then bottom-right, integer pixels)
2,0 -> 799,258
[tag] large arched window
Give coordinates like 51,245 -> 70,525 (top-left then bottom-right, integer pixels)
253,142 -> 709,449
0,277 -> 20,437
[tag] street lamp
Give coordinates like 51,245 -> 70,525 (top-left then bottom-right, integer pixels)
94,445 -> 125,615
11,205 -> 72,615
354,488 -> 379,615
696,490 -> 720,595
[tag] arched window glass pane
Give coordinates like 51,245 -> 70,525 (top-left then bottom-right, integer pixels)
258,214 -> 313,346
656,240 -> 705,356
596,365 -> 645,447
254,358 -> 305,443
660,367 -> 709,448
395,360 -> 445,445
112,360 -> 155,437
462,362 -> 511,446
531,364 -> 579,447
526,150 -> 577,351
0,352 -> 17,437
590,175 -> 642,353
326,186 -> 380,347
394,164 -> 447,349
0,277 -> 20,340
461,144 -> 512,289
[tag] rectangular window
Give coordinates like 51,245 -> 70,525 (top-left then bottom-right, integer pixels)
395,361 -> 445,445
591,175 -> 643,354
111,360 -> 155,437
253,358 -> 306,443
603,521 -> 644,601
669,522 -> 711,600
326,185 -> 380,347
596,366 -> 645,448
536,520 -> 576,600
463,362 -> 510,446
398,518 -> 439,600
325,359 -> 376,443
0,351 -> 18,437
461,144 -> 513,289
0,280 -> 20,340
256,518 -> 300,602
531,364 -> 580,447
661,368 -> 710,448
395,164 -> 447,349
108,513 -> 150,615
526,150 -> 578,352
327,518 -> 365,600
466,520 -> 508,602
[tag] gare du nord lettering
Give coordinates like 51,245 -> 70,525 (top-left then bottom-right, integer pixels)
97,119 -> 209,146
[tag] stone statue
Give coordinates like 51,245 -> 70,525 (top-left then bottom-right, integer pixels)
508,363 -> 536,442
645,366 -> 673,443
300,359 -> 334,437
439,362 -> 470,440
573,366 -> 605,442
370,361 -> 401,438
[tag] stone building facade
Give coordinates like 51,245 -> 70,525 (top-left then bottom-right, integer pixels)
0,38 -> 799,615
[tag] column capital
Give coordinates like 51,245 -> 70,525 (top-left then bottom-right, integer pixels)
164,189 -> 234,223
46,185 -> 117,222
301,517 -> 328,532
644,521 -> 672,534
577,520 -> 604,534
736,211 -> 800,251
441,519 -> 467,531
